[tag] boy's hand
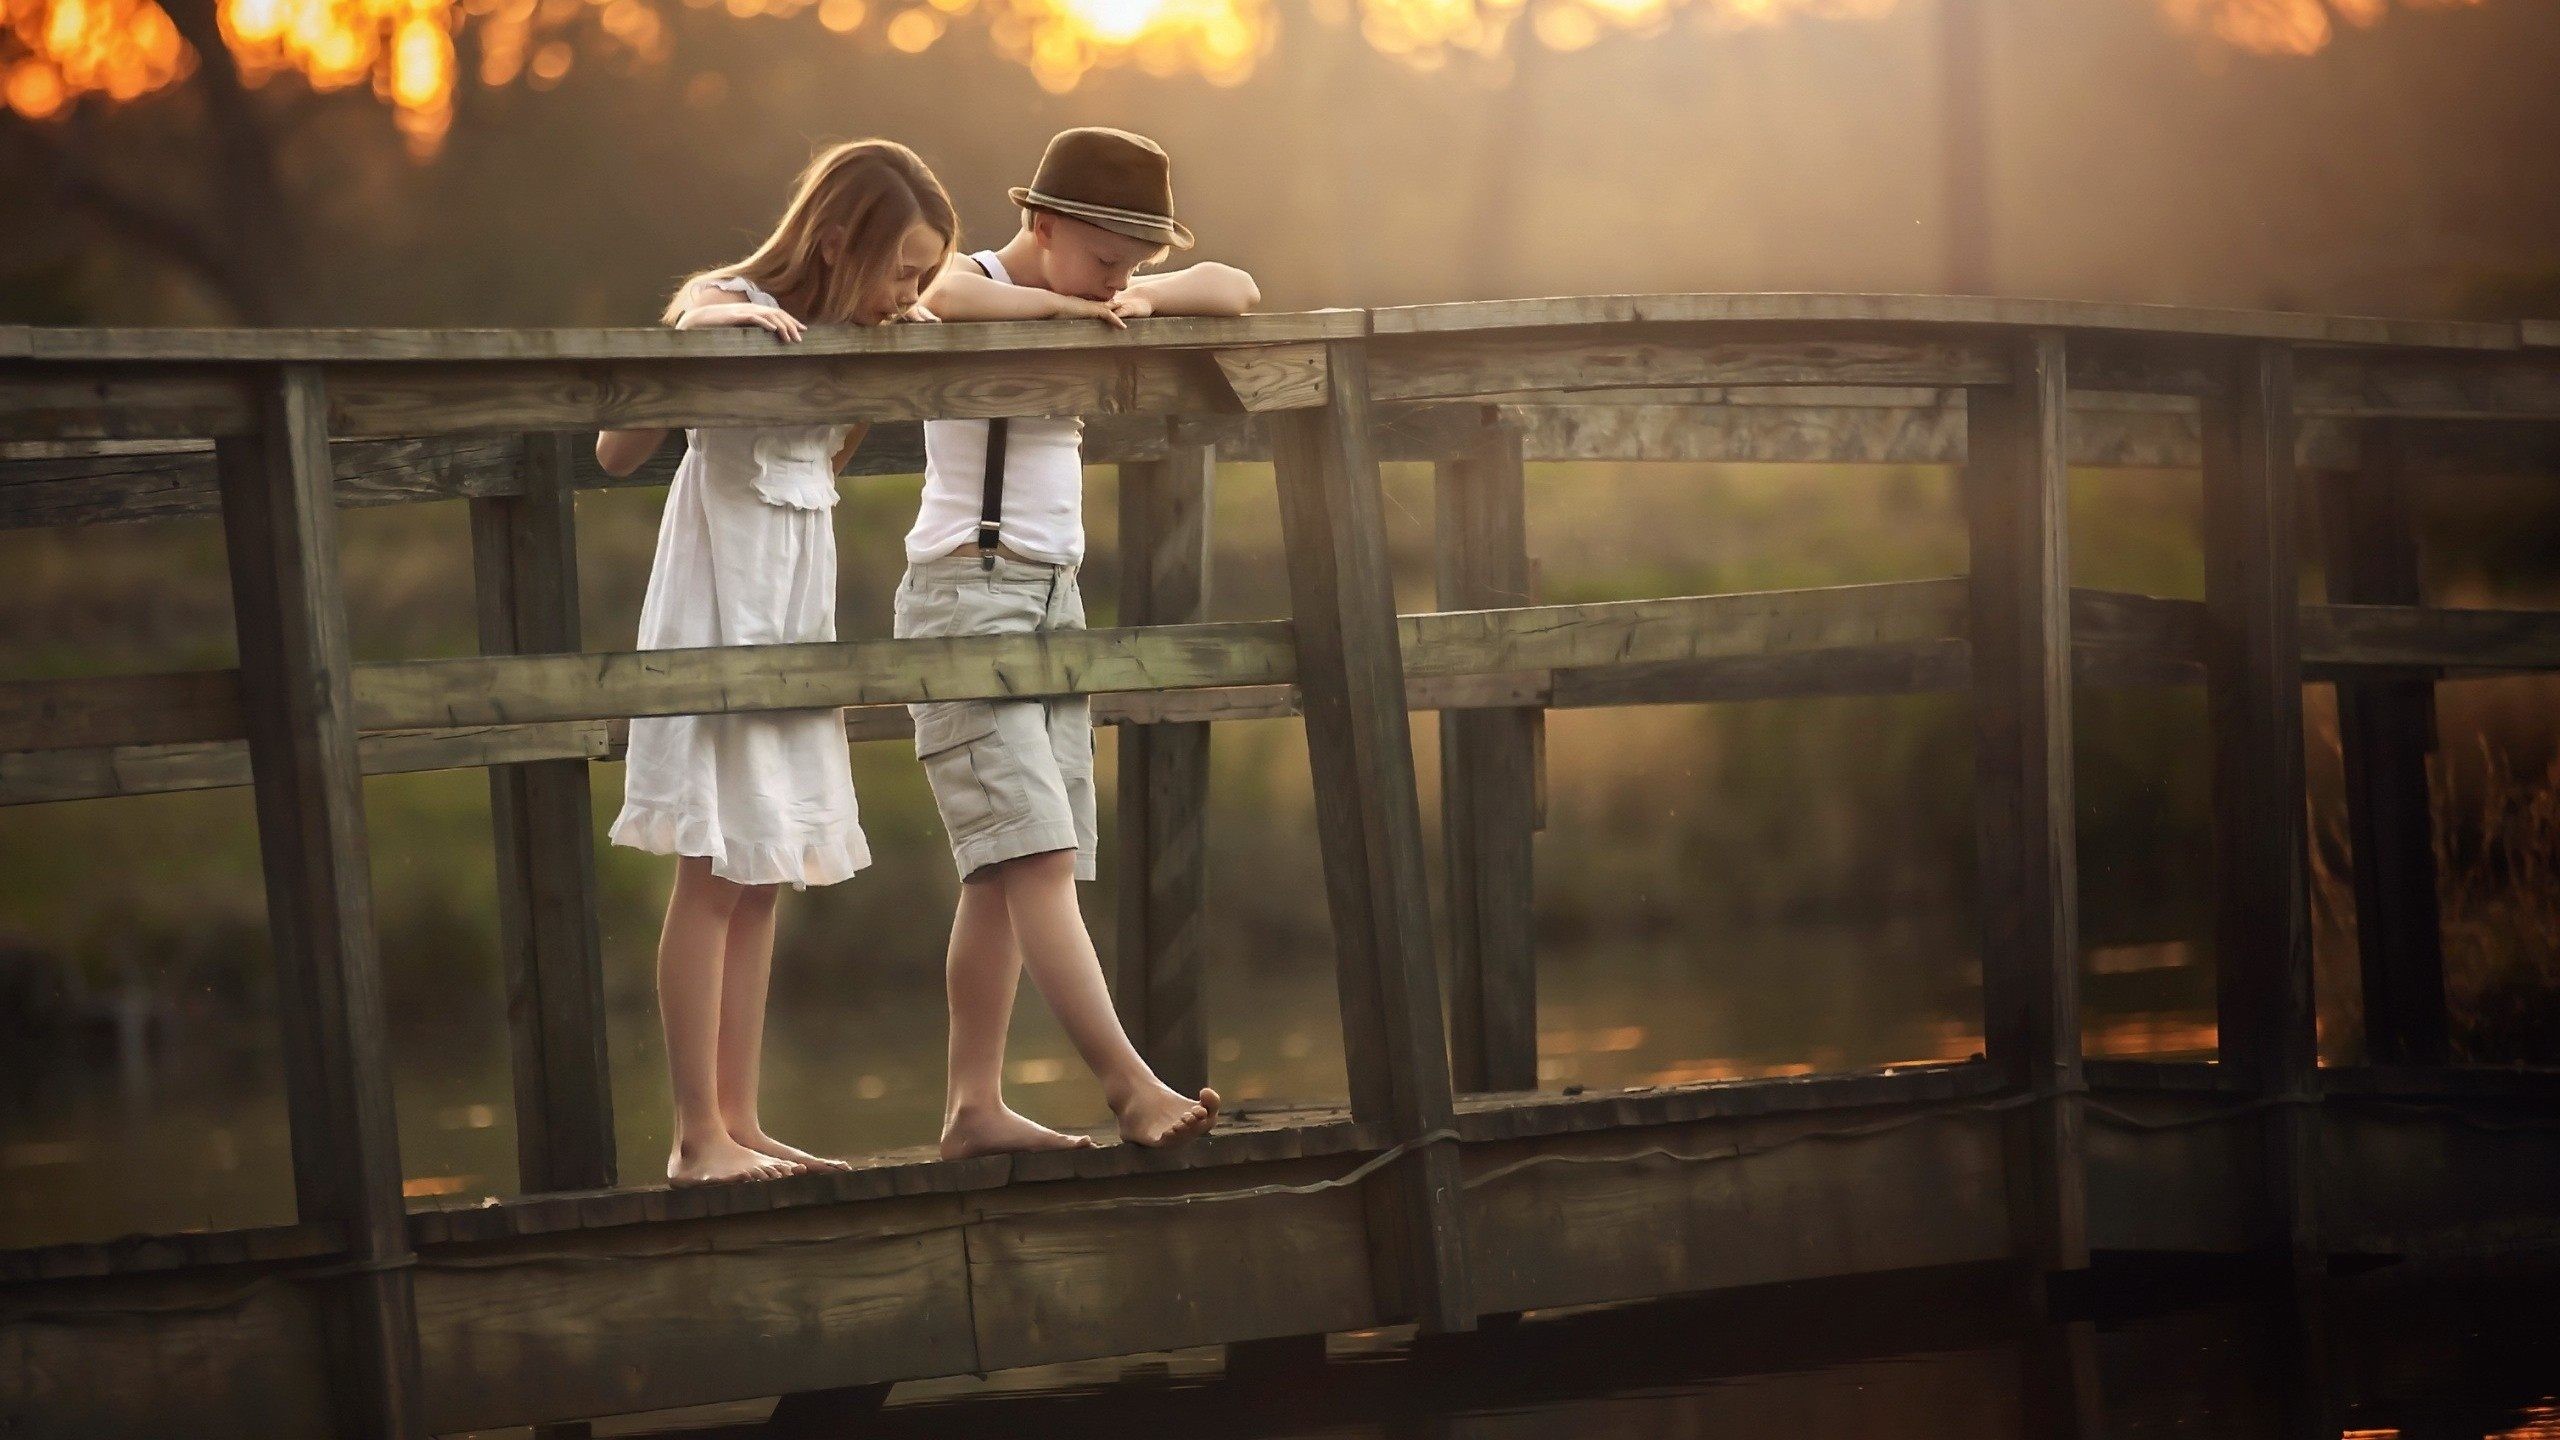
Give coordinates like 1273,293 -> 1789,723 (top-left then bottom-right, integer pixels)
1107,291 -> 1155,323
1048,293 -> 1128,329
675,302 -> 805,342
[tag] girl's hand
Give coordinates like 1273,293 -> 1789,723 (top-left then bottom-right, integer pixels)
1048,293 -> 1127,330
676,302 -> 805,342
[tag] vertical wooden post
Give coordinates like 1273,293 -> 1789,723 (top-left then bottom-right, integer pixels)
1962,330 -> 2090,1281
470,433 -> 616,1195
1114,436 -> 1215,1099
2203,342 -> 2322,1266
2316,422 -> 2450,1066
1269,340 -> 1474,1334
214,365 -> 424,1439
1434,410 -> 1540,1095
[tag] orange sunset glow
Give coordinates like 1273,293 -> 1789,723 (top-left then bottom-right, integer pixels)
0,0 -> 2503,152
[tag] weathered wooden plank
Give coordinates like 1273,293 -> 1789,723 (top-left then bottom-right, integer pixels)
1961,330 -> 2090,1277
1367,324 -> 2010,403
2316,426 -> 2449,1067
2300,602 -> 2560,670
1435,412 -> 1541,1095
1461,1103 -> 2013,1316
2201,342 -> 2322,1267
2296,350 -> 2560,420
1403,579 -> 1974,677
1451,1060 -> 2005,1141
1210,343 -> 1331,412
6,312 -> 1366,363
1113,437 -> 1216,1099
212,365 -> 424,1436
0,722 -> 608,806
0,668 -> 245,752
472,433 -> 616,1195
0,1222 -> 340,1284
1367,294 -> 2519,349
352,620 -> 1300,732
1268,338 -> 1474,1332
0,435 -> 523,530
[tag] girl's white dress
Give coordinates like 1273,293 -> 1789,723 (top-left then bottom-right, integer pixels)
607,276 -> 871,888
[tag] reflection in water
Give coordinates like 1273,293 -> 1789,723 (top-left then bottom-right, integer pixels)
547,1264 -> 2559,1440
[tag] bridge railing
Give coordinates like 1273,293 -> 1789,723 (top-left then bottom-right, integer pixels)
4,298 -> 2557,1437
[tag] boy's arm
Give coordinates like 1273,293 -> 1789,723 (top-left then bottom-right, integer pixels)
1122,262 -> 1261,317
924,267 -> 1122,325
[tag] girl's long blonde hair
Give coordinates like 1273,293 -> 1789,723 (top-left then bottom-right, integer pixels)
669,139 -> 958,325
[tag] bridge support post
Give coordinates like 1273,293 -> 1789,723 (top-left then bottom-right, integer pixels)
215,365 -> 426,1439
1962,329 -> 2091,1287
470,433 -> 617,1198
1114,432 -> 1215,1100
1434,409 -> 1542,1096
2203,341 -> 2323,1268
2316,422 -> 2450,1065
1270,339 -> 1475,1334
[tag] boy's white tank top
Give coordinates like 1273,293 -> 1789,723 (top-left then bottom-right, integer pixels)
904,250 -> 1087,566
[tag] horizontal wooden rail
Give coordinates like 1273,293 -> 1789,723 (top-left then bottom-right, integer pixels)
13,589 -> 2560,804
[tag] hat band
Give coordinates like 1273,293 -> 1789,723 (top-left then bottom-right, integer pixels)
1019,188 -> 1179,230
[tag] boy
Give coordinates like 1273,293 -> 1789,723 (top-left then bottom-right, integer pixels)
901,128 -> 1258,1157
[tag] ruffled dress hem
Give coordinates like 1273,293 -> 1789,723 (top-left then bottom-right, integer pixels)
608,798 -> 871,890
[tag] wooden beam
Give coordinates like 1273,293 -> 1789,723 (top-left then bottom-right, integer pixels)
2295,350 -> 2560,421
471,433 -> 616,1195
1961,329 -> 2090,1279
1113,435 -> 1216,1100
1211,343 -> 1331,412
1434,411 -> 1541,1095
0,722 -> 608,807
213,365 -> 424,1437
2201,342 -> 2322,1267
2316,426 -> 2450,1067
1366,324 -> 2009,404
1268,338 -> 1474,1332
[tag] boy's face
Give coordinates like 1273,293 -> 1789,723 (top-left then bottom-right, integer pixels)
1031,212 -> 1169,301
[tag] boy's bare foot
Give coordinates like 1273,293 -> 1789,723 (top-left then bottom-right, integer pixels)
732,1128 -> 852,1173
669,1134 -> 802,1187
1114,1083 -> 1220,1148
940,1103 -> 1101,1160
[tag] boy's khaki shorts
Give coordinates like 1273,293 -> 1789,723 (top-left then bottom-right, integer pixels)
892,553 -> 1098,882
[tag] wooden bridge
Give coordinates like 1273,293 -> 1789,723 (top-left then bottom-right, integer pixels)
4,297 -> 2558,1438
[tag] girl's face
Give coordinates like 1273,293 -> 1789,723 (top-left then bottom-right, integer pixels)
1034,213 -> 1167,302
855,221 -> 948,325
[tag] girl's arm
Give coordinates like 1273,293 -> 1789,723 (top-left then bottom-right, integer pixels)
924,267 -> 1125,326
596,281 -> 802,474
830,423 -> 873,474
1119,262 -> 1261,318
597,428 -> 669,477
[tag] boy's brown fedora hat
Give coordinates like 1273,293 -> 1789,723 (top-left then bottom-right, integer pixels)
1009,127 -> 1196,251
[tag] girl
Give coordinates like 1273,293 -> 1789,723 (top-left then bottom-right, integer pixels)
596,140 -> 957,1186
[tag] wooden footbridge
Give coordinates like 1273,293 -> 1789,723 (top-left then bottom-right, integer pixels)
5,298 -> 2560,1438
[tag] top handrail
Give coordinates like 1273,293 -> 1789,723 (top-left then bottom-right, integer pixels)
0,293 -> 2537,364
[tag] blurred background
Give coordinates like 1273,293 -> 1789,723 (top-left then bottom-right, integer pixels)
2,0 -> 2555,1249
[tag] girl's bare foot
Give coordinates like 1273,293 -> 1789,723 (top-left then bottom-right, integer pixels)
1113,1083 -> 1220,1148
669,1134 -> 802,1187
940,1102 -> 1100,1160
732,1127 -> 852,1173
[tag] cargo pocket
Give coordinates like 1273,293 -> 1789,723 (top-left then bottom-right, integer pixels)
913,701 -> 1006,840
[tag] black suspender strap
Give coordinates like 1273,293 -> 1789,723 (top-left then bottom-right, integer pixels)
964,250 -> 1009,572
978,416 -> 1008,571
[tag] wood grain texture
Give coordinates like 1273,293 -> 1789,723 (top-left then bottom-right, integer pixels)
0,722 -> 607,806
1367,325 -> 2010,403
472,432 -> 616,1196
1113,437 -> 1216,1098
1961,330 -> 2090,1276
1435,412 -> 1541,1095
1366,293 -> 2518,349
2201,343 -> 2323,1267
1269,338 -> 1473,1332
1210,343 -> 1331,412
2316,427 -> 2449,1067
212,364 -> 425,1437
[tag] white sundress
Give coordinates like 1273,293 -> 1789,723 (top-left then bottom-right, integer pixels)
606,276 -> 871,888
